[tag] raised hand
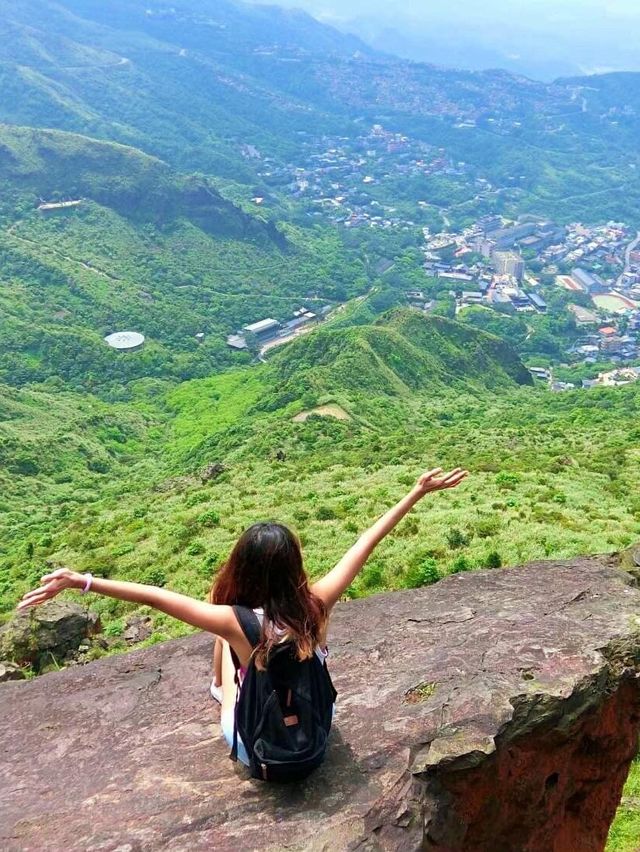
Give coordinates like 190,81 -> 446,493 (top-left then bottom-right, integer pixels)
414,467 -> 468,496
17,567 -> 83,611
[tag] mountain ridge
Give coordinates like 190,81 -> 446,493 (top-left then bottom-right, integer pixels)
1,0 -> 639,223
0,123 -> 283,240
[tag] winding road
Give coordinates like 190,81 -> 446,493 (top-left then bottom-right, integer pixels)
617,230 -> 640,288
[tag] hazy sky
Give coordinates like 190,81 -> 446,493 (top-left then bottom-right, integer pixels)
250,0 -> 640,79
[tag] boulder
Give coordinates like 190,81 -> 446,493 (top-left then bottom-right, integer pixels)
0,600 -> 100,669
123,614 -> 153,645
2,551 -> 640,851
0,661 -> 26,683
201,462 -> 226,482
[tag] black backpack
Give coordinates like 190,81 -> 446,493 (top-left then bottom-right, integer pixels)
229,605 -> 337,782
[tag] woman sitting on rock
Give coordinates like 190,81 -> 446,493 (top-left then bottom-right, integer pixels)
18,466 -> 467,780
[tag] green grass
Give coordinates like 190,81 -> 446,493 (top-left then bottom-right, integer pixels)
3,313 -> 639,635
607,758 -> 640,851
165,369 -> 267,457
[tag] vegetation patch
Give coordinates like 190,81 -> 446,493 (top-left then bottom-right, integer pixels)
404,681 -> 437,704
292,404 -> 351,422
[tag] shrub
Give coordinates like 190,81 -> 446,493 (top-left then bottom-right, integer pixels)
361,563 -> 384,589
112,543 -> 135,557
399,516 -> 419,537
185,492 -> 209,507
495,471 -> 520,490
198,509 -> 220,527
104,619 -> 125,637
186,541 -> 206,556
143,567 -> 167,587
405,557 -> 440,589
445,527 -> 469,549
483,551 -> 503,569
474,517 -> 501,538
451,555 -> 472,574
315,505 -> 337,521
341,495 -> 359,511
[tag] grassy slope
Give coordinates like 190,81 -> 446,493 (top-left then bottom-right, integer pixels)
1,317 -> 638,844
608,758 -> 640,851
0,124 -> 367,390
3,312 -> 638,633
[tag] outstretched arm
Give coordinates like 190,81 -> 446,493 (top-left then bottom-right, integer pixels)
17,568 -> 240,641
312,467 -> 468,611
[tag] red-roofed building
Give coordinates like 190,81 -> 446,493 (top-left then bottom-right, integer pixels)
599,326 -> 617,336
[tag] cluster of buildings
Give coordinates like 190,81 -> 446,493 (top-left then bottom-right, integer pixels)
252,124 -> 475,231
421,216 -> 551,315
569,314 -> 640,362
226,306 -> 331,351
582,366 -> 640,389
472,216 -> 567,260
534,363 -> 640,393
418,213 -> 639,330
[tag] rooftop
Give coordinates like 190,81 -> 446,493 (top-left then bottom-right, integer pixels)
243,318 -> 280,335
104,331 -> 145,351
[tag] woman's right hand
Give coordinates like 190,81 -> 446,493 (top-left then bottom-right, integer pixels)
17,567 -> 84,611
413,467 -> 468,497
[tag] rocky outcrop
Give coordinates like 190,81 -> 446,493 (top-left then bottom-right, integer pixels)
0,600 -> 100,670
2,552 -> 640,851
123,613 -> 153,646
0,660 -> 26,682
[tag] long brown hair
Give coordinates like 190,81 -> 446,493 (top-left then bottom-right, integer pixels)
210,522 -> 326,669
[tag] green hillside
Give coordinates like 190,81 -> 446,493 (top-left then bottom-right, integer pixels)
0,1 -> 639,222
0,4 -> 639,844
0,123 -> 284,239
253,310 -> 532,418
2,310 -> 638,640
0,124 -> 367,391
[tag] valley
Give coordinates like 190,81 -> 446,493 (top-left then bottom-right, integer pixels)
0,1 -> 639,843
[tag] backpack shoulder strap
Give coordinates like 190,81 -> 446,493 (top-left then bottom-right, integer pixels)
232,605 -> 263,648
228,606 -> 263,764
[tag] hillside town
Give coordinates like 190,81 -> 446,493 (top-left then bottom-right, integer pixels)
409,214 -> 640,370
252,123 -> 479,230
226,205 -> 640,383
235,120 -> 640,388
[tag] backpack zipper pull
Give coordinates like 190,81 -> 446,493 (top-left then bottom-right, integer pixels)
261,762 -> 268,781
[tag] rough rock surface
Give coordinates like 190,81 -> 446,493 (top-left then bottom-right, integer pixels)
2,553 -> 640,851
123,614 -> 153,646
0,600 -> 101,668
0,660 -> 25,682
